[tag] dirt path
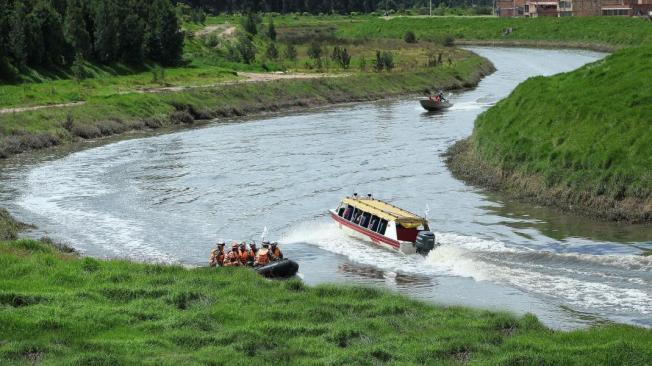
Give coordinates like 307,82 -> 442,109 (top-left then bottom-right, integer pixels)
0,102 -> 86,115
195,25 -> 237,39
0,72 -> 348,115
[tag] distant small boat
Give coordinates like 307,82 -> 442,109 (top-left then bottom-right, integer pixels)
419,96 -> 452,111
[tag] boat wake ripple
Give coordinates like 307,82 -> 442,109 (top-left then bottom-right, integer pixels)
283,221 -> 652,316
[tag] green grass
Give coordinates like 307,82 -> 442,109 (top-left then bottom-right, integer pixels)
1,239 -> 651,365
0,50 -> 492,157
460,46 -> 652,220
335,16 -> 652,47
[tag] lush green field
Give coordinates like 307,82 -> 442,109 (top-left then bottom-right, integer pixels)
336,16 -> 652,48
1,238 -> 651,365
448,46 -> 652,222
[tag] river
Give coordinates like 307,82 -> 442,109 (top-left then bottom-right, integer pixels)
2,47 -> 650,330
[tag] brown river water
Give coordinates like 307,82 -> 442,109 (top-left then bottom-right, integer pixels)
1,47 -> 650,330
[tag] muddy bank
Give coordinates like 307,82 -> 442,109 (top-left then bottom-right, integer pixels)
445,139 -> 651,223
0,57 -> 494,160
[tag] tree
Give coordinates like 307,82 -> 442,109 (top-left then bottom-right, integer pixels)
119,13 -> 145,64
8,1 -> 27,68
242,12 -> 260,36
64,0 -> 91,57
94,0 -> 119,62
146,0 -> 184,66
71,52 -> 86,83
236,35 -> 256,64
31,0 -> 67,66
266,18 -> 276,40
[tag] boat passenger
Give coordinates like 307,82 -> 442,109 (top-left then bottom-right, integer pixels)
343,206 -> 352,220
270,242 -> 283,261
224,243 -> 242,267
249,242 -> 258,258
209,242 -> 225,267
370,217 -> 378,231
255,243 -> 272,266
239,242 -> 250,265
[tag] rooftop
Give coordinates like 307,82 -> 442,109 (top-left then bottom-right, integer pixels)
342,196 -> 427,228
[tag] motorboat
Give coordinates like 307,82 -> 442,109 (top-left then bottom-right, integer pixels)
330,194 -> 436,255
419,95 -> 452,111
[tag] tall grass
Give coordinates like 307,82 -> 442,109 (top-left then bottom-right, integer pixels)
461,46 -> 652,221
1,239 -> 650,365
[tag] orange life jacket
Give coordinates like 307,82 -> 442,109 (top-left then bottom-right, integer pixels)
224,251 -> 241,266
239,249 -> 250,263
271,247 -> 282,259
256,248 -> 270,265
217,251 -> 225,266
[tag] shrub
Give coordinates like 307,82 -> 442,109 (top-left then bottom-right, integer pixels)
169,111 -> 194,125
374,51 -> 394,72
265,43 -> 279,60
307,41 -> 323,60
404,30 -> 417,43
331,46 -> 351,69
443,35 -> 455,47
284,44 -> 297,62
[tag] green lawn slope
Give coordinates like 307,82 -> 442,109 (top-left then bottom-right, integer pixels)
1,239 -> 651,365
337,16 -> 652,50
447,46 -> 652,222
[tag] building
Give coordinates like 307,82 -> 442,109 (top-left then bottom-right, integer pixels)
495,0 -> 652,15
524,1 -> 561,16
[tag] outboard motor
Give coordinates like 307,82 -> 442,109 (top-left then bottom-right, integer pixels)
415,231 -> 436,255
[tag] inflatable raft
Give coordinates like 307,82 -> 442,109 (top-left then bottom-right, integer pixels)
255,259 -> 299,278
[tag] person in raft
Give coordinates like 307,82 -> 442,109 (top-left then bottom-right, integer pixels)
223,243 -> 242,267
209,242 -> 225,267
210,241 -> 284,267
239,241 -> 251,265
270,242 -> 283,260
255,242 -> 272,266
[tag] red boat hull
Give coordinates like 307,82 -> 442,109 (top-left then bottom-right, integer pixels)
330,211 -> 401,250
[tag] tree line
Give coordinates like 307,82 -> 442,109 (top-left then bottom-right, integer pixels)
177,0 -> 495,15
0,0 -> 184,80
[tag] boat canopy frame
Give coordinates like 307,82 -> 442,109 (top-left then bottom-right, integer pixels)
341,197 -> 428,229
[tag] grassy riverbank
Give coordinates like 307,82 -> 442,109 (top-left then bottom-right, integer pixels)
335,16 -> 652,50
1,237 -> 651,365
446,46 -> 652,223
0,50 -> 492,158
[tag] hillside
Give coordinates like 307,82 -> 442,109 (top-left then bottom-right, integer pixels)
447,46 -> 652,222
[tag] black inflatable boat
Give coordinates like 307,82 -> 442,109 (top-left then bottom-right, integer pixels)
255,259 -> 299,278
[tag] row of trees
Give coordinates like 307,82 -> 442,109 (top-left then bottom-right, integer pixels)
0,0 -> 184,79
178,0 -> 495,14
